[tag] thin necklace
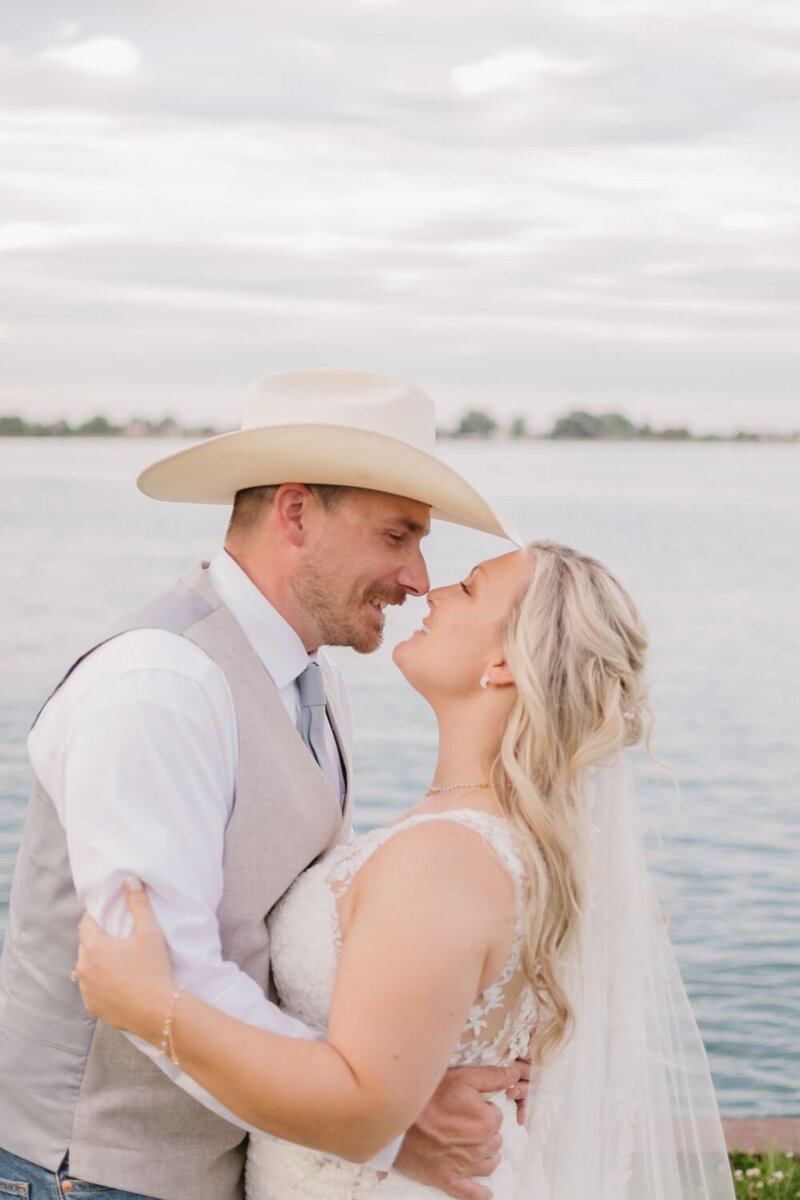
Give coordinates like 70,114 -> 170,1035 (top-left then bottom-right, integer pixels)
425,781 -> 490,795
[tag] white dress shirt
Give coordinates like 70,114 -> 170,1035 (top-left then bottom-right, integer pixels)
27,550 -> 399,1167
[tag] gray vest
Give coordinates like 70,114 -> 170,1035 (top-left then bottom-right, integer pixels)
0,564 -> 350,1200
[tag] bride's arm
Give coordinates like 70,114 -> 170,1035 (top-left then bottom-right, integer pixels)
77,821 -> 514,1163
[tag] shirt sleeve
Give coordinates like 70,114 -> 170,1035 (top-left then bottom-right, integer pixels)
32,631 -> 318,1133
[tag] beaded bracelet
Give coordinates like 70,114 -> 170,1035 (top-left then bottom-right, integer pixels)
159,986 -> 184,1067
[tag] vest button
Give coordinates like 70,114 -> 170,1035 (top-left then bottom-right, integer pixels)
62,1183 -> 74,1192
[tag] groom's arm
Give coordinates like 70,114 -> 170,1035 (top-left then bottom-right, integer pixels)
32,628 -> 399,1167
31,629 -> 309,1048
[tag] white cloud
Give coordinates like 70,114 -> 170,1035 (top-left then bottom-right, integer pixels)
0,220 -> 118,252
452,46 -> 591,97
40,36 -> 141,78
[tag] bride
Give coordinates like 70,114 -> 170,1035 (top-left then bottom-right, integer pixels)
76,540 -> 735,1200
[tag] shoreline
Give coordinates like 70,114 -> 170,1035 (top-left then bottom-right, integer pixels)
1,431 -> 797,445
724,1119 -> 800,1152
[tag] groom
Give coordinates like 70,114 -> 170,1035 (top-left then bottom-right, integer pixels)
0,370 -> 522,1200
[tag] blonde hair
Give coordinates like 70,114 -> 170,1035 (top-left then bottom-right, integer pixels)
491,540 -> 650,1062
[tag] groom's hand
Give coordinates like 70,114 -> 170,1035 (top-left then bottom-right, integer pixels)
394,1063 -> 521,1200
508,1056 -> 531,1125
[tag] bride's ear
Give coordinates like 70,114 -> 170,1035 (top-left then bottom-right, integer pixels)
482,658 -> 516,689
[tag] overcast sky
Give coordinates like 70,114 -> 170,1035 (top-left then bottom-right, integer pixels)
1,1 -> 799,433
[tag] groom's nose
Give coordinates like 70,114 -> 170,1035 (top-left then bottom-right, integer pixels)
397,546 -> 430,597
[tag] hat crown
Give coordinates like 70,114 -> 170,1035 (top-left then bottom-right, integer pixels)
136,365 -> 519,543
242,369 -> 435,453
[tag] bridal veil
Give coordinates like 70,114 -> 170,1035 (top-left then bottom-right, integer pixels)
517,757 -> 735,1199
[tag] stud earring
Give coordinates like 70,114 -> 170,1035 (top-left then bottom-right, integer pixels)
479,674 -> 490,689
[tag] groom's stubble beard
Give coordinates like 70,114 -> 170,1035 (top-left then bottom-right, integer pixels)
292,559 -> 407,654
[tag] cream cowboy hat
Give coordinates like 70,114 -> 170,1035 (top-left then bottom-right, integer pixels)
137,369 -> 520,541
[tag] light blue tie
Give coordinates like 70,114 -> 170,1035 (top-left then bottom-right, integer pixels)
296,662 -> 341,799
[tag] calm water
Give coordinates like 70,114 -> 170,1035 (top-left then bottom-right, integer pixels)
1,437 -> 798,1116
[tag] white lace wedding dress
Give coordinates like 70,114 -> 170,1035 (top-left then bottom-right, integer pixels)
246,810 -> 537,1200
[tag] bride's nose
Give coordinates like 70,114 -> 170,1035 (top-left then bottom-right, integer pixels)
428,579 -> 462,605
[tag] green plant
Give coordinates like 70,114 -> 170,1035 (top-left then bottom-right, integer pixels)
730,1150 -> 799,1199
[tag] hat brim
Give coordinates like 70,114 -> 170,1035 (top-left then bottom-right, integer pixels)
137,424 -> 520,542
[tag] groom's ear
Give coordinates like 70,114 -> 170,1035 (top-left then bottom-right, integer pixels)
485,657 -> 516,689
274,484 -> 311,547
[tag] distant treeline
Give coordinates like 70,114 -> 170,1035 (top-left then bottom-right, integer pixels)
0,409 -> 797,443
0,415 -> 218,439
441,409 -> 798,442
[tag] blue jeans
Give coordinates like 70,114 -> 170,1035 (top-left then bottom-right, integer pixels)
0,1148 -> 157,1200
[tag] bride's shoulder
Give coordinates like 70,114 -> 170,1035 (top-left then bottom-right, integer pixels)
351,813 -> 518,916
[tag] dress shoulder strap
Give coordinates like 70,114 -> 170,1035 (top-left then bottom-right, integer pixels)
325,809 -> 525,896
405,810 -> 525,883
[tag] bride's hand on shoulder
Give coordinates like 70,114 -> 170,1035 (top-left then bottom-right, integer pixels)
76,878 -> 175,1045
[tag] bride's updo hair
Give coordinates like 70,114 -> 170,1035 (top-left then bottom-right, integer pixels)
491,540 -> 650,1063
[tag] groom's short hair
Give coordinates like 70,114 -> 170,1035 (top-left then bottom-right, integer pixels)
227,483 -> 350,534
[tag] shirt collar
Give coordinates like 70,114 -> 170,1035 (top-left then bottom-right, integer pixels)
206,549 -> 312,691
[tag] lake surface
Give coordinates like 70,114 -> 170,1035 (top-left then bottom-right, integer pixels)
1,437 -> 798,1116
